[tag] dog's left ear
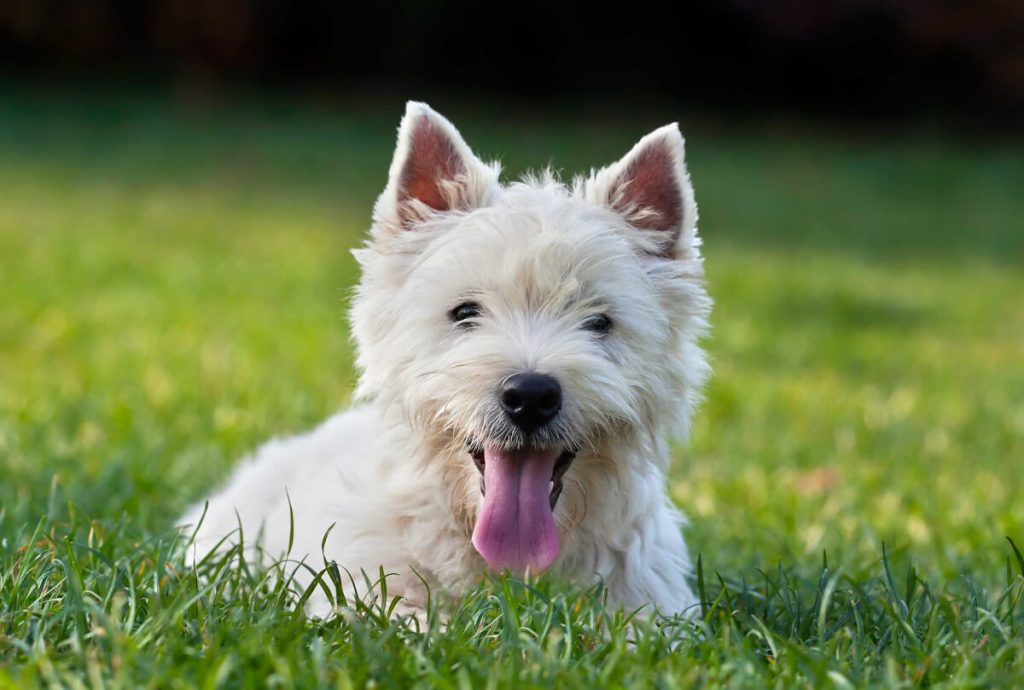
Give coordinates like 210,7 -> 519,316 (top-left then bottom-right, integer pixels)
373,101 -> 498,235
586,124 -> 698,258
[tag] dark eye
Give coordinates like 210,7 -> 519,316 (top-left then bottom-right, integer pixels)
449,301 -> 482,327
581,314 -> 612,334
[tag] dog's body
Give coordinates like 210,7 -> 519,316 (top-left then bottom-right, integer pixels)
181,103 -> 711,618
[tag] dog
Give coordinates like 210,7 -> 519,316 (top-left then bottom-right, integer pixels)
180,102 -> 711,619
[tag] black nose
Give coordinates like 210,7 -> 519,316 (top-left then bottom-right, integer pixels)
500,373 -> 562,433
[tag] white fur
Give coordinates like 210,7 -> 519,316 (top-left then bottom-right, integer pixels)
180,102 -> 712,618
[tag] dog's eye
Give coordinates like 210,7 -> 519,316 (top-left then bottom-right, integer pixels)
581,314 -> 612,334
450,301 -> 482,327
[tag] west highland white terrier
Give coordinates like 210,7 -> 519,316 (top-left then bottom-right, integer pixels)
181,102 -> 711,618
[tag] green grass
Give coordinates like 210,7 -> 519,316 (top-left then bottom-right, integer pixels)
2,88 -> 1024,687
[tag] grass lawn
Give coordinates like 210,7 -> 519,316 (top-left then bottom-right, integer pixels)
2,88 -> 1023,687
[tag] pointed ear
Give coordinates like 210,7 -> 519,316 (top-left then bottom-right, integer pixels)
586,123 -> 697,258
373,102 -> 497,234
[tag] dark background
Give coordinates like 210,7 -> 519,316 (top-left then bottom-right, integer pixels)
3,0 -> 1024,127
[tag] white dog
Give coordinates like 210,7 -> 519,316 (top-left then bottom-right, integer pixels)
181,102 -> 711,618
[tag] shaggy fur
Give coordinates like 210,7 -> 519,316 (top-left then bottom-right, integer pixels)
180,102 -> 712,618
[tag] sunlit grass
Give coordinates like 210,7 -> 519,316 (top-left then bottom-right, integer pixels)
1,89 -> 1023,687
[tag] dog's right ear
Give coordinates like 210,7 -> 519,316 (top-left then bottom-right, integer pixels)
373,102 -> 497,235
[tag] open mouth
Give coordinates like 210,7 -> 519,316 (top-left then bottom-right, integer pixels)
467,438 -> 577,574
468,440 -> 576,509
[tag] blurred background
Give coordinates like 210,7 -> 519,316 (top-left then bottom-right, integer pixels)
1,3 -> 1022,580
3,0 -> 1024,123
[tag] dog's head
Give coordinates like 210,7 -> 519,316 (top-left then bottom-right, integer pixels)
351,103 -> 710,575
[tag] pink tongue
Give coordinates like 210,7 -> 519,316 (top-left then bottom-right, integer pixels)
471,444 -> 561,574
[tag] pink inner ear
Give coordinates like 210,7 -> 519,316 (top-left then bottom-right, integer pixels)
398,116 -> 465,218
616,144 -> 683,251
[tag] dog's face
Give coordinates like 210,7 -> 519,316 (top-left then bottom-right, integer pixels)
351,103 -> 710,575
